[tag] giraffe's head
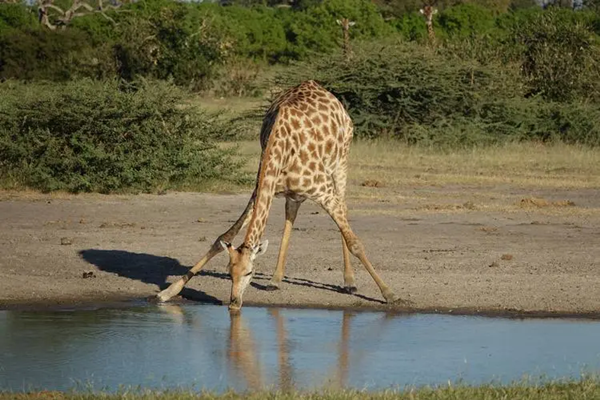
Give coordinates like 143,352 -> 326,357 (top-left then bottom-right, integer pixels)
336,18 -> 356,31
419,5 -> 438,22
221,240 -> 269,311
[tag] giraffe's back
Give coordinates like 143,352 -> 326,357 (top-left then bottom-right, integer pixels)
259,81 -> 352,151
258,81 -> 353,201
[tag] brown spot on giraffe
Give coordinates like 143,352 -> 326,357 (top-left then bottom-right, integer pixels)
290,118 -> 301,130
299,149 -> 310,164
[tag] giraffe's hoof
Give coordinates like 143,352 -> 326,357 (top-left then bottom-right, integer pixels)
265,283 -> 280,291
342,285 -> 358,294
155,292 -> 171,303
383,290 -> 400,304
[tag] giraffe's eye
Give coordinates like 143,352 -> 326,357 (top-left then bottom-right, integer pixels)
244,270 -> 253,277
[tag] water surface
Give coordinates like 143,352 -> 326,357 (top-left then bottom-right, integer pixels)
1,304 -> 599,392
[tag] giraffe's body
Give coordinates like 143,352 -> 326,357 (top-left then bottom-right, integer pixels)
420,5 -> 437,45
157,80 -> 399,310
245,80 -> 353,246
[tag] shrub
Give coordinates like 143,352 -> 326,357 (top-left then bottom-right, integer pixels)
511,8 -> 600,102
0,3 -> 37,32
273,40 -> 600,147
0,80 -> 249,193
0,28 -> 115,81
276,41 -> 524,139
280,0 -> 393,60
389,12 -> 428,42
438,3 -> 497,38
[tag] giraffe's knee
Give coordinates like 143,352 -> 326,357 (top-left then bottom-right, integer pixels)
345,236 -> 364,257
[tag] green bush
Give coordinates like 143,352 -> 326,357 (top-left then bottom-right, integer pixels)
389,12 -> 428,41
0,3 -> 37,33
511,8 -> 600,102
280,0 -> 393,60
0,80 -> 249,193
276,41 -> 523,138
274,40 -> 600,147
0,28 -> 114,81
438,3 -> 497,38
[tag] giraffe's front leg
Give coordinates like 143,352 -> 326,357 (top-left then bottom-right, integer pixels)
156,192 -> 256,302
267,197 -> 303,290
341,235 -> 357,294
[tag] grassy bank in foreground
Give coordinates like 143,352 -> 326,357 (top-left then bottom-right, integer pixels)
3,380 -> 600,400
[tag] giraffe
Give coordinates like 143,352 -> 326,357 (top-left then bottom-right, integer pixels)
156,80 -> 400,310
336,18 -> 356,60
419,4 -> 438,45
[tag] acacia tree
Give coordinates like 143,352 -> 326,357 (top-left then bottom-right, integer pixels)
36,0 -> 123,29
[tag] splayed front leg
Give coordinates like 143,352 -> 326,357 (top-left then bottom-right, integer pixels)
156,192 -> 256,302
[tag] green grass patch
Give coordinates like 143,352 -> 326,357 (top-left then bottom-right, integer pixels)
2,379 -> 600,399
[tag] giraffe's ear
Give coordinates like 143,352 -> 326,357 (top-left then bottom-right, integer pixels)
419,8 -> 425,14
251,240 -> 269,259
336,19 -> 342,25
433,9 -> 438,14
348,21 -> 356,27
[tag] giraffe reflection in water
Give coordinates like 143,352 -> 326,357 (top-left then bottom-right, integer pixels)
228,312 -> 264,390
227,309 -> 394,391
157,304 -> 394,391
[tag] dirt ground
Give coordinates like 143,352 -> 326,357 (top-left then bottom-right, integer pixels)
1,186 -> 599,317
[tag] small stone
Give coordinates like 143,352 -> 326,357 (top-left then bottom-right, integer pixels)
82,271 -> 96,279
488,261 -> 499,268
198,236 -> 207,242
501,254 -> 514,261
60,237 -> 73,245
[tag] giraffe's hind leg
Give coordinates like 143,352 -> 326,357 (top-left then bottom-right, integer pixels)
317,196 -> 399,304
266,197 -> 303,290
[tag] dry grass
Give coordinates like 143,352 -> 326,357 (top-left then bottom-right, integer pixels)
348,140 -> 600,190
211,139 -> 600,217
3,139 -> 599,211
225,139 -> 600,191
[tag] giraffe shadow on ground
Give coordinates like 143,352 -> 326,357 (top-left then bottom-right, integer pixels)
78,249 -> 222,304
79,249 -> 384,305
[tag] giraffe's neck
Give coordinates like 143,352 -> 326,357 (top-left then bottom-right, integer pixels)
342,28 -> 350,59
426,18 -> 435,42
242,141 -> 281,248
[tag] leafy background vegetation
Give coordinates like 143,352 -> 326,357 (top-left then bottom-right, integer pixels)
1,0 -> 599,192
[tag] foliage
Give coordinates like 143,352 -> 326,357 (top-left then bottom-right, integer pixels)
510,8 -> 600,101
0,3 -> 37,32
0,28 -> 115,81
389,12 -> 428,41
274,40 -> 600,147
0,80 -> 248,193
437,3 -> 497,38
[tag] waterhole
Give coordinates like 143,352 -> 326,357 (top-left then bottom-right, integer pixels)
1,304 -> 599,392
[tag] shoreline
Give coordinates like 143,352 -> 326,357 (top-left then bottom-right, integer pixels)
3,294 -> 600,320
